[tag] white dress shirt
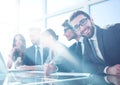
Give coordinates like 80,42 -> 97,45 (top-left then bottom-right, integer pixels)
90,28 -> 104,61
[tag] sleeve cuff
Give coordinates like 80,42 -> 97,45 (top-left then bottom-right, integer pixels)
104,76 -> 111,84
104,66 -> 109,74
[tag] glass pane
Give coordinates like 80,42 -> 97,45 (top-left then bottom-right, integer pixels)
90,0 -> 120,27
47,0 -> 87,14
47,11 -> 76,47
19,0 -> 43,22
0,0 -> 19,63
19,0 -> 44,47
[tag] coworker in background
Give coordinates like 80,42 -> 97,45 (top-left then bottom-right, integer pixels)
62,19 -> 83,72
63,19 -> 77,41
41,29 -> 78,76
7,34 -> 26,69
69,10 -> 120,75
20,28 -> 49,70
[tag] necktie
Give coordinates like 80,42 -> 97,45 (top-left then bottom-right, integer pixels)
35,46 -> 41,65
89,39 -> 104,63
76,42 -> 82,57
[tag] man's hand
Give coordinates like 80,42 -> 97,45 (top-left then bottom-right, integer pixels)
44,63 -> 58,77
107,64 -> 120,75
107,75 -> 120,85
16,65 -> 35,71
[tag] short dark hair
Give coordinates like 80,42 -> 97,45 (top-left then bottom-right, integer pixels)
45,29 -> 59,40
62,19 -> 73,29
70,10 -> 90,22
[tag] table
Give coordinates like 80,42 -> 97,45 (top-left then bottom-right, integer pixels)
0,71 -> 118,85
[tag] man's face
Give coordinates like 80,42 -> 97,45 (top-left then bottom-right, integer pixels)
64,28 -> 77,41
29,31 -> 40,45
70,14 -> 94,38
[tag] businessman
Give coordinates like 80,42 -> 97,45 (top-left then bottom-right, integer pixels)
69,10 -> 120,75
62,19 -> 83,72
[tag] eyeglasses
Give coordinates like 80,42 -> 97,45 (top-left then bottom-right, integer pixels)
73,18 -> 88,32
64,28 -> 69,33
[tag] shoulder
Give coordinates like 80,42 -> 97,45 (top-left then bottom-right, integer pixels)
70,42 -> 76,47
27,45 -> 34,49
104,23 -> 120,36
106,23 -> 120,31
25,45 -> 35,52
69,42 -> 76,49
102,23 -> 120,42
43,47 -> 49,52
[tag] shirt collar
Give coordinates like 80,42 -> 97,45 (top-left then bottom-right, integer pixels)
91,28 -> 97,40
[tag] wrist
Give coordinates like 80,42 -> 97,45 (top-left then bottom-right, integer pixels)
104,76 -> 111,84
106,66 -> 111,75
104,66 -> 109,74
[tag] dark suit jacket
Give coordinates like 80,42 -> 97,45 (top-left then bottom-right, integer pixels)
69,42 -> 82,58
69,42 -> 83,72
22,45 -> 49,65
52,43 -> 82,73
83,23 -> 120,74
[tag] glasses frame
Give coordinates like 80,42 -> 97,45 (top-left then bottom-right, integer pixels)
73,18 -> 88,32
64,28 -> 69,33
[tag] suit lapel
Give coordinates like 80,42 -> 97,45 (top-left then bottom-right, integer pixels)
96,27 -> 105,62
84,38 -> 98,63
43,47 -> 49,63
84,27 -> 105,64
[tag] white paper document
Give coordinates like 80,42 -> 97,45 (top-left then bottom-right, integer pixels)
50,72 -> 90,77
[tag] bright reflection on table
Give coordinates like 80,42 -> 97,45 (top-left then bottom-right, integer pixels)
1,71 -> 91,85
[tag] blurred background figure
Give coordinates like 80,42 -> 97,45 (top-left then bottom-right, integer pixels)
41,29 -> 78,76
63,20 -> 77,41
7,34 -> 26,69
62,19 -> 83,72
20,27 -> 49,70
